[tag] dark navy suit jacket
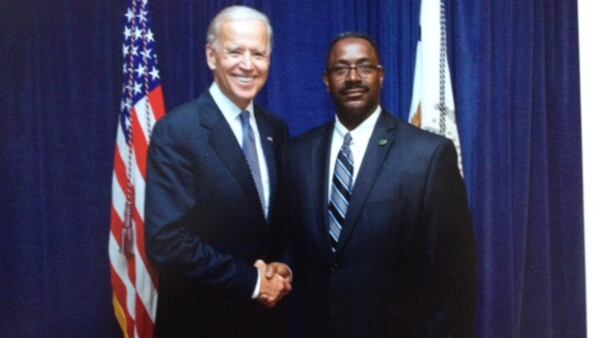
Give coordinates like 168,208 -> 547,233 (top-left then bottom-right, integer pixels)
145,91 -> 288,337
283,110 -> 475,338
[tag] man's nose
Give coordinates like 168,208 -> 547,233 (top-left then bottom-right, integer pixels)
346,67 -> 361,81
239,52 -> 253,69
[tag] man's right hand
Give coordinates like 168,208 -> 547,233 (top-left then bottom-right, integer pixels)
254,259 -> 292,308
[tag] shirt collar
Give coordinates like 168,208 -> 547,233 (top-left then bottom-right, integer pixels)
333,105 -> 382,142
209,82 -> 255,120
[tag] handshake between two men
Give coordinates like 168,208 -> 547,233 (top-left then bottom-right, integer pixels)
254,259 -> 292,308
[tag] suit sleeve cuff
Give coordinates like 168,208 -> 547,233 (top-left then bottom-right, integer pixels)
251,267 -> 261,299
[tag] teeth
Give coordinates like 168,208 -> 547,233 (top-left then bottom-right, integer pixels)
235,76 -> 253,83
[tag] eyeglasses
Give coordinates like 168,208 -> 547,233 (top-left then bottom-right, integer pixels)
328,64 -> 382,78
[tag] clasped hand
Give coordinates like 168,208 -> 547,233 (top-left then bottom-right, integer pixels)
254,259 -> 292,308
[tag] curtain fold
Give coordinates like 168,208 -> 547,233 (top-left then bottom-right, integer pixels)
452,1 -> 584,337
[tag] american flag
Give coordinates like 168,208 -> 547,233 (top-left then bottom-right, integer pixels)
109,0 -> 165,337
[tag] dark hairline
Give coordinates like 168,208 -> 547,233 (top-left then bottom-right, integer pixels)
326,32 -> 381,66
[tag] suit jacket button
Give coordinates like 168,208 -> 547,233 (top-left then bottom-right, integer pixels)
330,263 -> 339,272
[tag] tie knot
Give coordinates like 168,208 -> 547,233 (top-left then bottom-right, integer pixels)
343,132 -> 352,147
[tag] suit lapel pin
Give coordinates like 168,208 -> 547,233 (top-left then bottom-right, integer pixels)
266,136 -> 274,142
378,139 -> 388,146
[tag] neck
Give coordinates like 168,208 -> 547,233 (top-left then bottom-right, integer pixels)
231,97 -> 251,111
336,105 -> 377,131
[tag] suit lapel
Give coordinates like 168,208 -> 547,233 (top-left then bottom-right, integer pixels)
255,110 -> 277,214
199,94 -> 263,216
335,111 -> 397,254
312,123 -> 336,258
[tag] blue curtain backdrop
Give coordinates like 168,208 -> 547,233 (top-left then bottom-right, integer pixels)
0,0 -> 584,337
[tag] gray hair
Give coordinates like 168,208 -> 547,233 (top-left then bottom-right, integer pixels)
206,6 -> 273,53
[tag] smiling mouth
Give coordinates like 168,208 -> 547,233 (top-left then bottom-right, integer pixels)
343,88 -> 367,99
234,75 -> 255,84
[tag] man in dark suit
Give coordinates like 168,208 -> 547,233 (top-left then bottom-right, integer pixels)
145,6 -> 291,337
283,32 -> 476,337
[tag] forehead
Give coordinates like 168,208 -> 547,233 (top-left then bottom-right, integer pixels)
328,38 -> 378,64
219,19 -> 269,49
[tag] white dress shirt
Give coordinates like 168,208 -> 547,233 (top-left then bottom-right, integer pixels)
209,83 -> 270,299
328,106 -> 382,199
209,83 -> 271,215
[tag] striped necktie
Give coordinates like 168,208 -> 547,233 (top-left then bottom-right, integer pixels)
328,132 -> 353,252
240,110 -> 266,216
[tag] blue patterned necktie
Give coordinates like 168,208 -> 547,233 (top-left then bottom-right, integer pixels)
240,110 -> 266,215
328,132 -> 353,252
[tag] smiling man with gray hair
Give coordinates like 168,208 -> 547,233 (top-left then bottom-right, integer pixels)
145,5 -> 290,337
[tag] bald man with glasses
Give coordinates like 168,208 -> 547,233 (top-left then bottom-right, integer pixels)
283,32 -> 476,338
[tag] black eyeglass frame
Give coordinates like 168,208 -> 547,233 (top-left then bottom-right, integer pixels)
327,63 -> 383,78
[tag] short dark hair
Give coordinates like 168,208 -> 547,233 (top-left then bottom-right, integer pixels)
326,32 -> 381,64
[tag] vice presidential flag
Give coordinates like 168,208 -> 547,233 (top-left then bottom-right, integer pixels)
409,0 -> 463,175
109,0 -> 165,337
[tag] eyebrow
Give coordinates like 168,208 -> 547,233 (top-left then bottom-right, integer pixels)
331,57 -> 374,65
224,45 -> 267,54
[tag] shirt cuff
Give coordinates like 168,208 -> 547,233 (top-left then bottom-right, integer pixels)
251,267 -> 261,299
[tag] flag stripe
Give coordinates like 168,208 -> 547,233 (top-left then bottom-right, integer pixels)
110,1 -> 163,336
112,154 -> 129,205
111,269 -> 134,338
132,200 -> 159,289
109,234 -> 139,320
111,202 -> 158,323
135,295 -> 154,338
113,281 -> 135,338
130,108 -> 150,179
111,204 -> 125,241
114,137 -> 147,223
134,89 -> 166,138
148,86 -> 166,119
120,153 -> 146,221
112,190 -> 155,282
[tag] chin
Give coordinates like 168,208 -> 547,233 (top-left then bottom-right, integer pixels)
233,90 -> 257,100
341,102 -> 367,112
